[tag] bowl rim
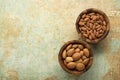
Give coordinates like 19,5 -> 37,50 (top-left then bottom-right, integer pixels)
76,8 -> 110,44
58,40 -> 93,75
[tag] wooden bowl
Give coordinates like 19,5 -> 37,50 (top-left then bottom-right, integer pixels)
76,8 -> 110,44
58,40 -> 93,75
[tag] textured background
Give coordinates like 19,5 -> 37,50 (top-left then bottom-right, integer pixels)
0,0 -> 120,80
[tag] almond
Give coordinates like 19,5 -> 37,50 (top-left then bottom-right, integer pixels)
80,27 -> 87,31
78,45 -> 84,50
72,53 -> 82,61
82,55 -> 87,60
67,48 -> 74,57
82,14 -> 86,18
97,33 -> 103,37
66,44 -> 72,51
79,21 -> 84,26
80,51 -> 84,56
62,50 -> 67,59
72,44 -> 78,48
102,26 -> 106,31
83,33 -> 88,38
83,58 -> 89,65
103,21 -> 106,26
65,57 -> 73,62
91,33 -> 95,40
89,13 -> 95,16
89,35 -> 92,40
75,48 -> 80,53
92,15 -> 97,20
84,17 -> 89,21
83,48 -> 90,57
67,62 -> 76,69
76,63 -> 85,71
75,59 -> 83,63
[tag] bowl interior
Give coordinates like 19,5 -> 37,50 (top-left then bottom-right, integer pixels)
58,40 -> 93,75
76,8 -> 110,43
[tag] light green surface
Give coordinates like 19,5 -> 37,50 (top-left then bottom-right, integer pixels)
0,0 -> 120,80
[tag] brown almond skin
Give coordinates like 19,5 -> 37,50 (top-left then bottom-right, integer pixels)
80,51 -> 84,56
80,27 -> 87,31
95,32 -> 99,37
93,30 -> 97,35
102,26 -> 106,31
65,57 -> 73,62
91,33 -> 95,40
75,59 -> 83,63
79,21 -> 85,26
78,45 -> 84,50
72,44 -> 78,48
103,21 -> 106,26
89,35 -> 92,40
62,50 -> 67,59
66,44 -> 72,51
67,62 -> 76,69
83,58 -> 89,65
83,33 -> 88,38
96,25 -> 101,29
89,13 -> 95,16
89,23 -> 93,29
84,17 -> 89,21
83,48 -> 90,57
97,27 -> 102,31
99,30 -> 103,33
92,15 -> 97,20
76,63 -> 85,71
97,33 -> 103,38
100,15 -> 104,20
82,56 -> 87,60
82,14 -> 86,18
67,48 -> 74,57
75,48 -> 80,53
72,53 -> 82,61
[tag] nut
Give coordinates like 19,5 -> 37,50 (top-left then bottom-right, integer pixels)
66,44 -> 72,51
75,48 -> 80,52
79,21 -> 85,26
76,63 -> 85,71
79,51 -> 84,56
72,44 -> 78,48
83,58 -> 89,65
78,44 -> 84,50
75,59 -> 83,63
67,62 -> 76,69
82,55 -> 87,60
72,53 -> 82,61
65,57 -> 73,62
67,48 -> 75,57
83,48 -> 90,57
62,50 -> 67,59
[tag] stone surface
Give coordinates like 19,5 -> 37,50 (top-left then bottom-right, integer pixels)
0,0 -> 120,80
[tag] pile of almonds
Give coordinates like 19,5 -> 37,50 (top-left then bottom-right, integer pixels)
62,43 -> 93,71
79,12 -> 107,40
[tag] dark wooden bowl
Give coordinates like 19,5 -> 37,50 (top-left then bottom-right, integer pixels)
76,8 -> 110,44
58,40 -> 93,75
